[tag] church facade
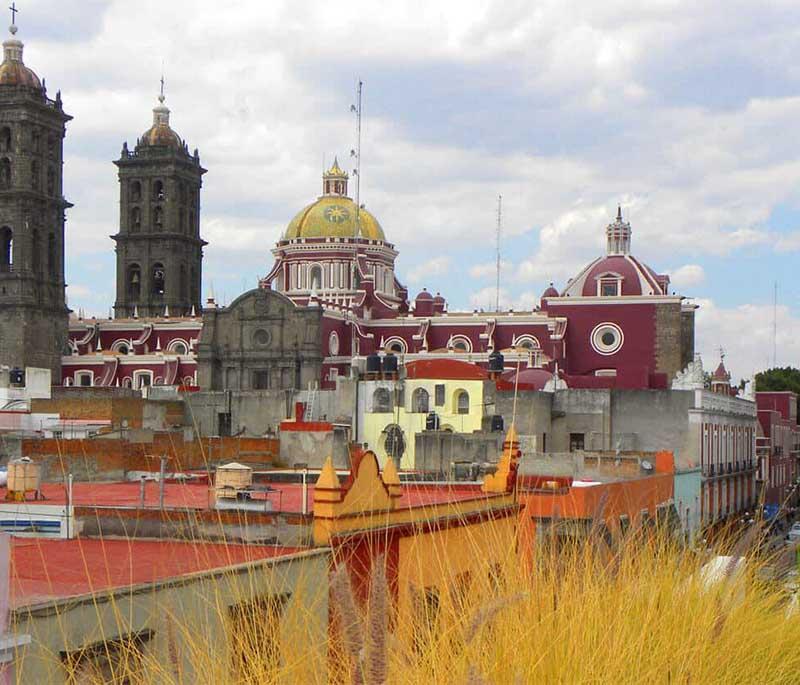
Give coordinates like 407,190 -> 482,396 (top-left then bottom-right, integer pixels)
60,155 -> 696,391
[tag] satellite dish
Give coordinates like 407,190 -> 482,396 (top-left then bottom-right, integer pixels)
641,460 -> 654,471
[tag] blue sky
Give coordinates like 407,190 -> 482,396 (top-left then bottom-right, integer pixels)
14,0 -> 800,380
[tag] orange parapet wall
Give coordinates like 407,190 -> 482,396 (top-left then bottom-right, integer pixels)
518,451 -> 675,527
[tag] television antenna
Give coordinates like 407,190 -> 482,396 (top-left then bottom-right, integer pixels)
350,80 -> 363,237
495,194 -> 502,312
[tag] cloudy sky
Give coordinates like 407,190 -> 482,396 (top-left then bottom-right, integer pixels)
16,0 -> 800,380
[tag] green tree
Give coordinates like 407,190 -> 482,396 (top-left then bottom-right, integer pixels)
755,367 -> 800,394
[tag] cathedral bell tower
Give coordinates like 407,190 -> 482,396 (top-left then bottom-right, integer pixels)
0,17 -> 71,377
112,83 -> 206,319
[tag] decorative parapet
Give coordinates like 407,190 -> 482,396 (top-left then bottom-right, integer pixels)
483,425 -> 521,494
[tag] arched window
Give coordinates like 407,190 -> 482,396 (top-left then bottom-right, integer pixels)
412,387 -> 429,413
0,127 -> 11,153
455,390 -> 470,415
153,180 -> 165,201
385,338 -> 406,354
127,264 -> 141,300
381,424 -> 406,465
168,340 -> 189,355
152,263 -> 165,296
31,229 -> 40,273
47,233 -> 57,278
46,167 -> 55,195
514,335 -> 540,350
130,180 -> 141,202
30,160 -> 39,190
372,387 -> 392,413
153,206 -> 163,230
0,158 -> 11,189
47,134 -> 56,159
31,128 -> 40,152
451,336 -> 472,353
0,226 -> 11,270
130,206 -> 141,232
309,265 -> 322,291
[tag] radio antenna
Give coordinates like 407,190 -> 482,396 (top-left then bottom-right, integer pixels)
495,194 -> 502,312
350,80 -> 363,237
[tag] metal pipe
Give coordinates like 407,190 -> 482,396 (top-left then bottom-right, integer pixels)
159,456 -> 166,509
302,467 -> 309,516
66,473 -> 73,539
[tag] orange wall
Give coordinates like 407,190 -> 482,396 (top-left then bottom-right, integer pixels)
21,435 -> 279,477
519,471 -> 674,526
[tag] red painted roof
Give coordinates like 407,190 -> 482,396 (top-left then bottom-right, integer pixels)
11,538 -> 302,608
405,358 -> 488,380
3,479 -> 487,514
500,367 -> 552,390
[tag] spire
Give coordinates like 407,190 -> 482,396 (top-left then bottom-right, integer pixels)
152,76 -> 170,128
617,205 -> 622,222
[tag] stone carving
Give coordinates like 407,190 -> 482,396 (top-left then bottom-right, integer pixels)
672,354 -> 705,390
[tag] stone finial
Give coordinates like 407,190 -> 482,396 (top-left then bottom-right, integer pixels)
382,458 -> 402,499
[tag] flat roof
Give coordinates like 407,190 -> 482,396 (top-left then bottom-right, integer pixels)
11,537 -> 304,609
1,479 -> 489,514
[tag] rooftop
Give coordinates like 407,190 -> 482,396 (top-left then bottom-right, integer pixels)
1,478 -> 488,514
11,537 -> 302,609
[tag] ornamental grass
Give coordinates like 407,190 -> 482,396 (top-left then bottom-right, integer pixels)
17,514 -> 800,685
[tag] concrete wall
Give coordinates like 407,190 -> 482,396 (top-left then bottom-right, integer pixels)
279,427 -> 351,469
186,390 -> 295,437
610,389 -> 694,457
414,430 -> 503,475
13,548 -> 331,684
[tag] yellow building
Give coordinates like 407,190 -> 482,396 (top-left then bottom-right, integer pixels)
359,358 -> 490,469
313,441 -> 519,627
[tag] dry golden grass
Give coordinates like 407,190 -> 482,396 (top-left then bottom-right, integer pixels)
21,519 -> 800,685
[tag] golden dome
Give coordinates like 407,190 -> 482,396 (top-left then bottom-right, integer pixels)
139,95 -> 183,150
0,29 -> 41,90
284,195 -> 385,241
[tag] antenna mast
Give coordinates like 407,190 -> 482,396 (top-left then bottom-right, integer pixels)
351,80 -> 363,236
773,280 -> 778,368
495,194 -> 502,312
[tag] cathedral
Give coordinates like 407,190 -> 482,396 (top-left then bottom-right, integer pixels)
0,22 -> 697,392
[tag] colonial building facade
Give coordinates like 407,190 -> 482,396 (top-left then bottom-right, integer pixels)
61,159 -> 697,391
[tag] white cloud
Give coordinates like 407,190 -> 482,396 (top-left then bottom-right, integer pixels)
468,286 -> 539,312
694,298 -> 800,381
669,264 -> 705,289
406,256 -> 451,284
469,260 -> 512,279
13,0 -> 800,318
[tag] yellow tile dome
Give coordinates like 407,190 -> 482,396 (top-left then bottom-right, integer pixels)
284,194 -> 385,241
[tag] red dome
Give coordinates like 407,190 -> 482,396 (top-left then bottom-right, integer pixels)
564,255 -> 665,297
500,368 -> 552,390
432,292 -> 445,304
541,284 -> 559,299
415,289 -> 433,301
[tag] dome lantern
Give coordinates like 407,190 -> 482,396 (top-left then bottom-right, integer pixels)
323,157 -> 348,197
606,205 -> 632,256
0,18 -> 42,90
138,77 -> 183,150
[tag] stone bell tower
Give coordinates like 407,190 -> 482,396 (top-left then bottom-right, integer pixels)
112,82 -> 206,319
0,17 -> 71,378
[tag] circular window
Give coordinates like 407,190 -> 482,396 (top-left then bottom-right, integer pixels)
591,322 -> 624,356
253,329 -> 271,346
329,331 -> 340,356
